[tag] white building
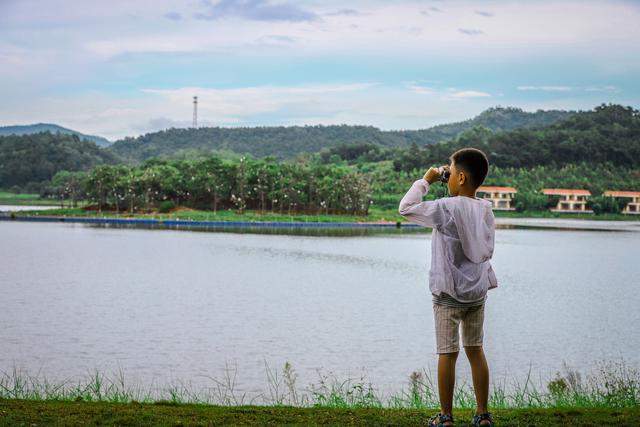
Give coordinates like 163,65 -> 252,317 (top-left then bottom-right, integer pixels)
477,186 -> 517,210
542,188 -> 593,213
603,191 -> 640,214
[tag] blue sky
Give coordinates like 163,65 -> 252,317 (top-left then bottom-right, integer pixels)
1,0 -> 639,140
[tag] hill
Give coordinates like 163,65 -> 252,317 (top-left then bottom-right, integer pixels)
0,132 -> 120,190
0,123 -> 112,147
391,104 -> 640,172
108,107 -> 574,162
397,106 -> 574,146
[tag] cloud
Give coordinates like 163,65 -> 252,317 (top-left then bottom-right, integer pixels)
163,11 -> 182,21
475,10 -> 494,17
85,36 -> 204,58
256,34 -> 296,44
143,83 -> 377,97
194,0 -> 318,22
406,83 -> 491,99
584,85 -> 618,92
144,116 -> 236,132
1,0 -> 639,138
141,83 -> 378,121
518,85 -> 621,93
18,0 -> 639,62
420,6 -> 443,16
406,83 -> 434,95
129,82 -> 495,134
517,86 -> 573,92
449,90 -> 491,98
325,9 -> 360,17
458,28 -> 484,36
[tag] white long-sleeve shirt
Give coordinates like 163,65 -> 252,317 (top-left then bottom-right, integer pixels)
399,179 -> 498,303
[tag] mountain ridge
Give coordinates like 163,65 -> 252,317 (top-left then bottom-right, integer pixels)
0,123 -> 111,147
108,106 -> 576,162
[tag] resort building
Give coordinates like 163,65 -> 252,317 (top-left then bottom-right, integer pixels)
542,188 -> 593,213
603,191 -> 640,214
477,186 -> 517,210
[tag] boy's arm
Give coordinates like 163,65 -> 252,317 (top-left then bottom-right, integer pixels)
398,171 -> 448,228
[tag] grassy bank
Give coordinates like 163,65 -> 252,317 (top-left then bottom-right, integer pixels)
0,191 -> 60,206
9,206 -> 391,223
1,399 -> 639,426
7,205 -> 640,223
1,361 -> 638,408
0,361 -> 638,424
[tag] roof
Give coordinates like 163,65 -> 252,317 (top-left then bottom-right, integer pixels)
542,188 -> 591,196
603,190 -> 640,198
477,186 -> 517,193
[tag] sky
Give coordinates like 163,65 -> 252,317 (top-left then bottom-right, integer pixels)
1,0 -> 640,140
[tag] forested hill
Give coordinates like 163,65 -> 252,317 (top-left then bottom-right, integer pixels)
108,106 -> 574,162
396,106 -> 574,146
0,132 -> 119,190
2,104 -> 636,192
391,104 -> 640,171
0,123 -> 112,147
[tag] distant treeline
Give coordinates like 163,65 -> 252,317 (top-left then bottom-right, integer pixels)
2,104 -> 640,217
0,105 -> 578,191
0,105 -> 628,192
43,158 -> 372,215
107,107 -> 573,162
318,104 -> 640,171
43,157 -> 639,215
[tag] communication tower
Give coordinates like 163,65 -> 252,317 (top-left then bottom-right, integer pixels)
192,96 -> 198,128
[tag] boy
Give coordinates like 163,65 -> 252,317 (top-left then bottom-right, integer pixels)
398,148 -> 497,427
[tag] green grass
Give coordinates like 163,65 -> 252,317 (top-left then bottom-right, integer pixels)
1,361 -> 637,408
12,206 -> 400,224
0,191 -> 38,199
1,400 -> 638,426
0,191 -> 61,206
0,362 -> 638,424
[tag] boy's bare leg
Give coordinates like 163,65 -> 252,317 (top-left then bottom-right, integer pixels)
464,346 -> 490,419
437,352 -> 458,425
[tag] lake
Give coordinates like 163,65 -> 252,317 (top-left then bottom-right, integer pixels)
1,221 -> 639,397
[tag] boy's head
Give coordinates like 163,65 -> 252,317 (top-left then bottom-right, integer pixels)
447,148 -> 489,196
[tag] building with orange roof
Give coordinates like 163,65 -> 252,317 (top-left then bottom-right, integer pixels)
603,190 -> 640,214
541,188 -> 593,213
477,186 -> 517,210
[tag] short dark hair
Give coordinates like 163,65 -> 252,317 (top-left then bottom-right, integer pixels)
450,148 -> 489,188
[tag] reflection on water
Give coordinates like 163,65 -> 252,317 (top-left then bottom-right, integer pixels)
85,222 -> 428,237
1,221 -> 638,395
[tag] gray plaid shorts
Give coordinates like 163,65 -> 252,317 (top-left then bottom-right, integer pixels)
433,303 -> 485,353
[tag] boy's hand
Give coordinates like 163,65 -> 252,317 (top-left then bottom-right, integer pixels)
424,166 -> 447,184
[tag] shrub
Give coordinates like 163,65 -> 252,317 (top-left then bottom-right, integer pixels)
514,192 -> 548,212
590,195 -> 623,215
158,201 -> 175,213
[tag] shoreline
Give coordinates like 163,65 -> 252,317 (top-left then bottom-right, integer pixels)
2,213 -> 640,232
0,214 -> 415,229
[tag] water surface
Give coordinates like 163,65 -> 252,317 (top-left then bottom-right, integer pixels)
1,221 -> 638,394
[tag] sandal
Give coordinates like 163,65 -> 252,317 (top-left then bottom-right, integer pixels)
429,413 -> 454,426
472,412 -> 494,426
